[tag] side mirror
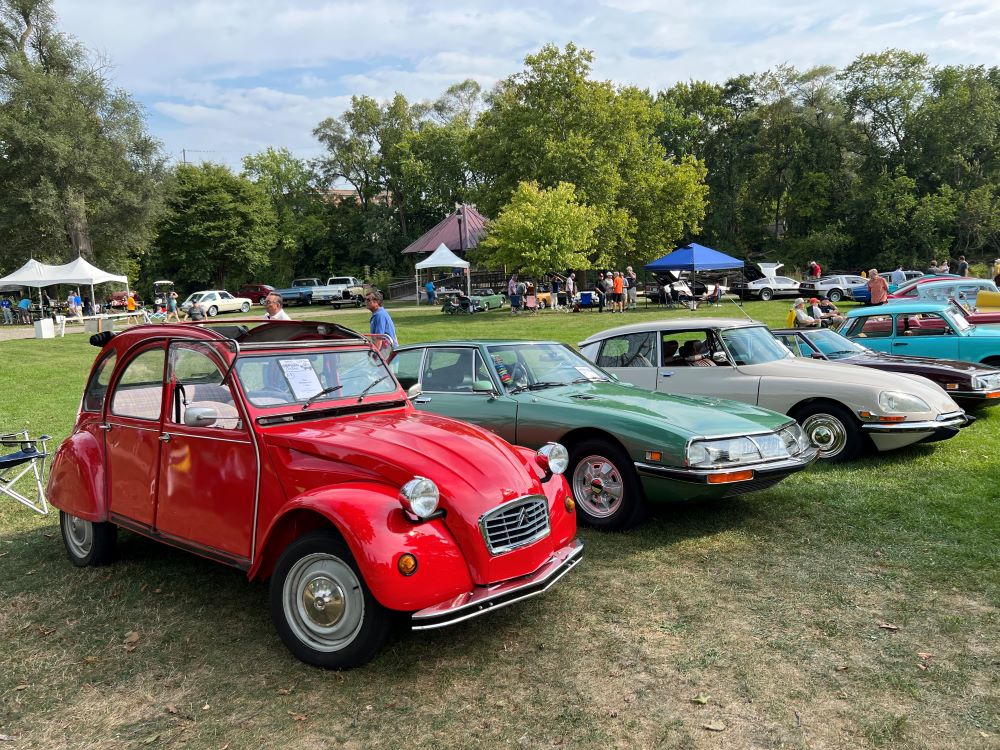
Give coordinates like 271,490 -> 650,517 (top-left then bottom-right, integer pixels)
712,351 -> 728,364
406,384 -> 422,400
184,406 -> 218,427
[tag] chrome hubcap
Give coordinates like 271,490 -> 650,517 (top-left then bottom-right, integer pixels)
64,515 -> 93,558
572,455 -> 624,518
802,414 -> 848,458
283,553 -> 364,653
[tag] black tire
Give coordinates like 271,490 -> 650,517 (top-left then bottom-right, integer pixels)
828,289 -> 843,303
354,297 -> 363,308
333,304 -> 341,310
240,302 -> 251,313
567,439 -> 645,530
981,357 -> 1000,367
270,530 -> 390,669
60,511 -> 117,567
758,288 -> 774,301
795,402 -> 864,462
207,305 -> 218,317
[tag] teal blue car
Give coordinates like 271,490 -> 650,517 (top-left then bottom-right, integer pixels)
388,340 -> 817,530
841,301 -> 1000,366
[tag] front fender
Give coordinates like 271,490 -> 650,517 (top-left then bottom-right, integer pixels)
251,482 -> 474,613
46,428 -> 107,522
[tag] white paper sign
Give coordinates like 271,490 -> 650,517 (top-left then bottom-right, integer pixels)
574,365 -> 602,381
279,358 -> 323,400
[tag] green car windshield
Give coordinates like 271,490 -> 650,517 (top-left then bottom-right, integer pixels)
720,326 -> 794,366
486,343 -> 609,392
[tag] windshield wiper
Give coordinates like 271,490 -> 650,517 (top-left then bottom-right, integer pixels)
302,384 -> 344,410
357,375 -> 388,402
571,376 -> 609,384
527,380 -> 568,390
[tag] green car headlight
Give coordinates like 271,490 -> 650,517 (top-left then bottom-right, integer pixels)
687,437 -> 763,468
878,390 -> 930,413
778,422 -> 812,455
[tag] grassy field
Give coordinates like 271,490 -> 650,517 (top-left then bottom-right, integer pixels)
1,299 -> 997,749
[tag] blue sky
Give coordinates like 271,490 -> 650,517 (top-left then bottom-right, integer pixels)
53,0 -> 1000,170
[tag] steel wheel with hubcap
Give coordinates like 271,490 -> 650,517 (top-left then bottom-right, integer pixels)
240,302 -> 251,313
827,289 -> 843,303
758,288 -> 774,301
568,439 -> 645,530
797,403 -> 864,462
207,305 -> 218,317
270,530 -> 390,669
59,511 -> 117,567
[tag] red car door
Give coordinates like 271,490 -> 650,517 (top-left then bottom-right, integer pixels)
104,345 -> 168,527
154,341 -> 258,563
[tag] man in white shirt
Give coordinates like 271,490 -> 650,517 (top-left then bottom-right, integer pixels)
891,266 -> 906,285
793,298 -> 819,328
263,293 -> 291,320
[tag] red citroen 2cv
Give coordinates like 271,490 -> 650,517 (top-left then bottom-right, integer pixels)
47,320 -> 582,668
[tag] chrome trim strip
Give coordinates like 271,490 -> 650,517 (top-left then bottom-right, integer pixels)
106,422 -> 160,433
411,539 -> 583,630
862,415 -> 968,433
635,452 -> 816,483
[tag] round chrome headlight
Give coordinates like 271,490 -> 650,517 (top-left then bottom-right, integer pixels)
536,442 -> 569,475
878,390 -> 930,413
399,476 -> 439,518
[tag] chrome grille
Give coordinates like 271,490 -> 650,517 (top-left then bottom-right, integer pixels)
479,496 -> 550,555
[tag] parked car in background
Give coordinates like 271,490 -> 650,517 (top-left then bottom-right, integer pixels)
729,262 -> 802,301
908,278 -> 999,305
180,290 -> 253,316
274,278 -> 319,305
886,274 -> 960,300
579,318 -> 970,462
47,320 -> 582,668
772,327 -> 1000,408
389,339 -> 816,529
840,301 -> 1000,366
312,276 -> 369,308
236,283 -> 276,304
799,275 -> 868,303
469,288 -> 506,310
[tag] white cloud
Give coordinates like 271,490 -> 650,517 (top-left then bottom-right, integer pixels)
50,0 -> 1000,168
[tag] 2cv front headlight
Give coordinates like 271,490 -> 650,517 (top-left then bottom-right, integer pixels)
535,442 -> 569,474
399,476 -> 440,518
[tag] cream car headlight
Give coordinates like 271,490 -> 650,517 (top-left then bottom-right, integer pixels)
536,442 -> 569,474
688,437 -> 764,468
878,391 -> 930,413
399,476 -> 439,518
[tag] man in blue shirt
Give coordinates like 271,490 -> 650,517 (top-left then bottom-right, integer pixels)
425,279 -> 435,305
366,290 -> 397,347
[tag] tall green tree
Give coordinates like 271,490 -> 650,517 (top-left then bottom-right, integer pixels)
475,181 -> 598,277
152,164 -> 277,290
0,0 -> 164,274
472,43 -> 707,267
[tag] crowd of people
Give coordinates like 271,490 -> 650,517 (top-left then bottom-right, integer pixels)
505,268 -> 640,313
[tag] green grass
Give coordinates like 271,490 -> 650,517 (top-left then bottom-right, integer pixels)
1,299 -> 998,749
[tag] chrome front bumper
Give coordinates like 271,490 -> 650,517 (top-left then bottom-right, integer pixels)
411,538 -> 583,631
861,412 -> 972,434
634,451 -> 818,484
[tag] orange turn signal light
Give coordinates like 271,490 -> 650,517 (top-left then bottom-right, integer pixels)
986,391 -> 1000,399
645,451 -> 662,462
564,495 -> 576,513
398,553 -> 418,576
707,470 -> 753,484
878,415 -> 906,423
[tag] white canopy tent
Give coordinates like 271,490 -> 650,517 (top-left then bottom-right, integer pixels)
0,256 -> 129,309
414,243 -> 470,305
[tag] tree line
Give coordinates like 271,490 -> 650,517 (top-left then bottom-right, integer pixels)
3,0 -> 999,295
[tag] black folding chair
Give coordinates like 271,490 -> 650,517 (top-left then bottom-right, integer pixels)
0,430 -> 51,515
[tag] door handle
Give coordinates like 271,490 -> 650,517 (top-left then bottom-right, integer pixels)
659,371 -> 674,377
414,397 -> 432,404
97,423 -> 112,431
893,342 -> 908,346
159,433 -> 172,442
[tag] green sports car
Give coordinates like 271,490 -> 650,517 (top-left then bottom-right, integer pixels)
470,288 -> 506,310
388,340 -> 817,529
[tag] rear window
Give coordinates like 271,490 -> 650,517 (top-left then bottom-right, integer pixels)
329,278 -> 352,285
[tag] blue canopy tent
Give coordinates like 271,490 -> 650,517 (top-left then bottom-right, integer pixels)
644,243 -> 744,272
644,243 -> 745,308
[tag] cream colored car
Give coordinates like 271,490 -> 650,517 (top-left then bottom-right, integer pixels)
180,290 -> 253,317
579,318 -> 971,461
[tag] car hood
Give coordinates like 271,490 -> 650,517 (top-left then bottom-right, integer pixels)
525,380 -> 792,435
263,409 -> 541,513
738,357 -> 959,410
850,350 -> 990,377
966,323 -> 1000,337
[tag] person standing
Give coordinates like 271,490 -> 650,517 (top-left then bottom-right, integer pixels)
550,274 -> 561,310
565,272 -> 576,306
956,255 -> 969,277
263,292 -> 291,320
625,266 -> 637,310
593,273 -> 606,312
891,266 -> 906,285
867,269 -> 889,305
125,291 -> 139,324
166,290 -> 181,323
612,270 -> 625,312
425,278 -> 436,306
366,290 -> 397,347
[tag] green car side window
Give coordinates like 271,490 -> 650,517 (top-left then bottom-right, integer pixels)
391,349 -> 423,391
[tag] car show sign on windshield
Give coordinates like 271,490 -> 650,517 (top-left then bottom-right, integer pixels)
279,358 -> 323,400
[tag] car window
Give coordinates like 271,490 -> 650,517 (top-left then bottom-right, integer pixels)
421,348 -> 477,392
718,327 -> 791,365
898,313 -> 949,337
775,277 -> 796,285
329,277 -> 352,285
168,344 -> 240,429
110,348 -> 166,420
390,349 -> 423,390
774,334 -> 807,357
220,292 -> 233,300
847,314 -> 893,338
660,332 -> 709,363
487,343 -> 605,391
82,351 -> 117,412
596,332 -> 656,368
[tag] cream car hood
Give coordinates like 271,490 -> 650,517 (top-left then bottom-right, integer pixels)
739,357 -> 961,415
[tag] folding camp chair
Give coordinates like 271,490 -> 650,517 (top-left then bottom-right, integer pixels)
0,430 -> 51,515
524,295 -> 539,314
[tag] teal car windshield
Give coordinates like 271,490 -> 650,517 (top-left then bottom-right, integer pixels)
720,326 -> 794,365
943,306 -> 972,332
234,348 -> 396,407
486,343 -> 609,392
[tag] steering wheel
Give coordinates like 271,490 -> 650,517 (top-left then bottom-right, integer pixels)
246,388 -> 293,405
511,363 -> 530,389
